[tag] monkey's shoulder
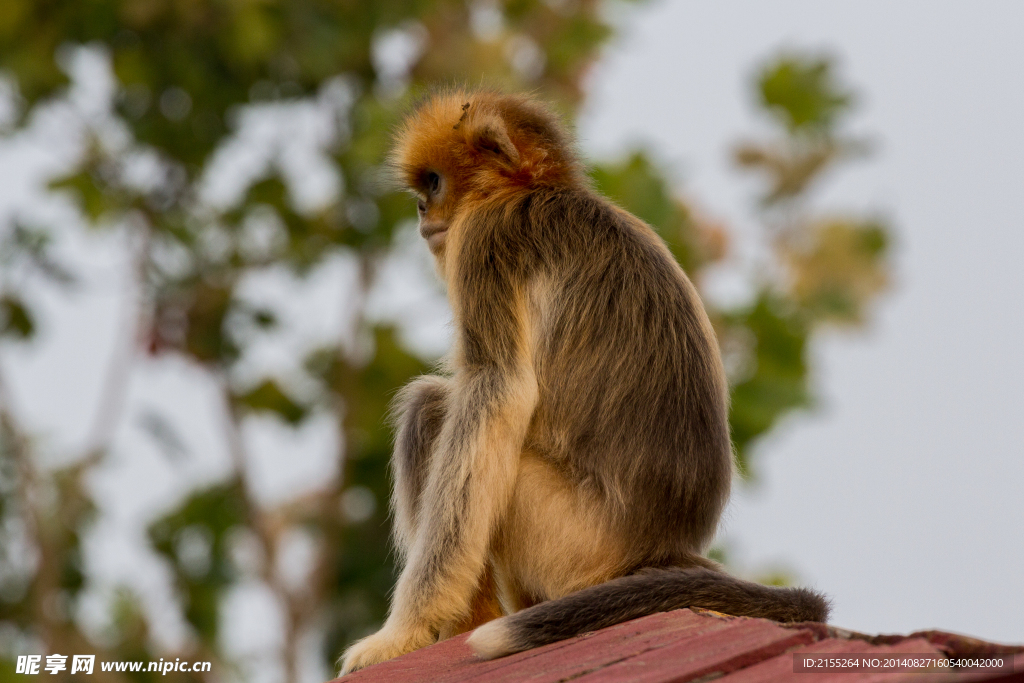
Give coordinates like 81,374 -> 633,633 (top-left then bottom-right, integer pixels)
480,187 -> 673,258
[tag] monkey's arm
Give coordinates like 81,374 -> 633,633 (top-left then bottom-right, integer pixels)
341,236 -> 537,673
389,375 -> 506,642
389,375 -> 451,558
342,368 -> 536,672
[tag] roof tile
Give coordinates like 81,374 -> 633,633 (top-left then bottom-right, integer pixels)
332,609 -> 1023,683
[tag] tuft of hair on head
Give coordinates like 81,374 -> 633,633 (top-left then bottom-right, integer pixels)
389,88 -> 585,198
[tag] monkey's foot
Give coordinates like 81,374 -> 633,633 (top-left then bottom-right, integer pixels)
339,623 -> 434,675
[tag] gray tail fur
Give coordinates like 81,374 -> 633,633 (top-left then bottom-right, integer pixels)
467,567 -> 830,660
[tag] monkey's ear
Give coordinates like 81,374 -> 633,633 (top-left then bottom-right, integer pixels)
471,120 -> 521,168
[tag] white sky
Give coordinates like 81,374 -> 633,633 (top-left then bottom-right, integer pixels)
580,0 -> 1024,643
0,0 -> 1021,669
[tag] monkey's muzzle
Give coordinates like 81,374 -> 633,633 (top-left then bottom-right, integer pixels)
420,221 -> 448,251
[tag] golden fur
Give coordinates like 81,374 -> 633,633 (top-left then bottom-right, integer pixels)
339,89 -> 828,675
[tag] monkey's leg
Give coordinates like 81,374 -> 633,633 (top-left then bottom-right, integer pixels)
436,564 -> 503,640
492,453 -> 629,608
341,365 -> 537,673
390,375 -> 451,558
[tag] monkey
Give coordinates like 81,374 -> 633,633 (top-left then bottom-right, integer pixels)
339,90 -> 829,674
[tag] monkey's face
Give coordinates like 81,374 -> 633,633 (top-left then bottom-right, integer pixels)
395,96 -> 505,260
415,169 -> 454,254
392,89 -> 583,262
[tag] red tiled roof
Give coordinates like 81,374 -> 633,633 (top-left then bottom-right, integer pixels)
334,609 -> 1024,683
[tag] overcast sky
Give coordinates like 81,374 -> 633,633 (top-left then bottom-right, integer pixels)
0,0 -> 1021,667
579,0 -> 1024,643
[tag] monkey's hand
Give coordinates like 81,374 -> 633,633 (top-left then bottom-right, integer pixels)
339,622 -> 434,675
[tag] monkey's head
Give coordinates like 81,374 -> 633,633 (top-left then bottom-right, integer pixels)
391,90 -> 583,255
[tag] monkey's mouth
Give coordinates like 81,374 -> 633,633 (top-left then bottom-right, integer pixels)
420,222 -> 448,250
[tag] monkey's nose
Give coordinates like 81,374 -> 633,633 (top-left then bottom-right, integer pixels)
417,199 -> 427,214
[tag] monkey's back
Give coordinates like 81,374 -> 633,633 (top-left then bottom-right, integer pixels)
519,188 -> 733,560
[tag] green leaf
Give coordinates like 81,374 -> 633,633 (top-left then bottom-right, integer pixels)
234,379 -> 307,425
49,170 -> 118,222
250,307 -> 276,329
757,55 -> 853,134
785,218 -> 892,326
0,296 -> 34,340
726,292 -> 812,474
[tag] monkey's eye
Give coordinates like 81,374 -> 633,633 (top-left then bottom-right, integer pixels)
426,171 -> 441,196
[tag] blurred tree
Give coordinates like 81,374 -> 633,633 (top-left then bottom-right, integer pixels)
0,3 -> 891,681
725,55 -> 891,470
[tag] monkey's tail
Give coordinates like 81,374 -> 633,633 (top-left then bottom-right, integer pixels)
466,566 -> 830,660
